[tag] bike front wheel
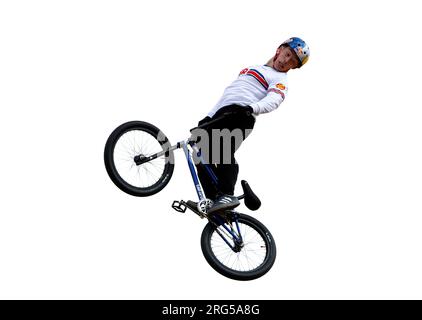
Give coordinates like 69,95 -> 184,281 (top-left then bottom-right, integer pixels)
104,121 -> 174,197
201,213 -> 276,281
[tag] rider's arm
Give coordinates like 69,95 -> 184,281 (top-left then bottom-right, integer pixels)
250,81 -> 288,115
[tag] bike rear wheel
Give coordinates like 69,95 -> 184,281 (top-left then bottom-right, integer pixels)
104,121 -> 174,197
201,213 -> 276,281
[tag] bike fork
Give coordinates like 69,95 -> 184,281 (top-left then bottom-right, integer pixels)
211,212 -> 244,253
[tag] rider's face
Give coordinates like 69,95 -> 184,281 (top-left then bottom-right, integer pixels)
272,46 -> 300,72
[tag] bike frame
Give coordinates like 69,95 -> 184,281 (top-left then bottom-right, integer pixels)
181,140 -> 219,201
137,138 -> 216,201
182,139 -> 244,248
140,137 -> 244,248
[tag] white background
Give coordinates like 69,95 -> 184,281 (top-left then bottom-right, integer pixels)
0,0 -> 421,299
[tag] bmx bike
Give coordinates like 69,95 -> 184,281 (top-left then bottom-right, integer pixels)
104,120 -> 276,280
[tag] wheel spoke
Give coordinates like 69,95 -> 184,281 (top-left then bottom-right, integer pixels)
209,220 -> 269,273
113,129 -> 167,189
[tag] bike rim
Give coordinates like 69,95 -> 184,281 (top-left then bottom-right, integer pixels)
210,220 -> 268,273
112,129 -> 166,189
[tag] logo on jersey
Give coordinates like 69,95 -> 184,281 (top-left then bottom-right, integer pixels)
239,68 -> 249,75
276,83 -> 286,90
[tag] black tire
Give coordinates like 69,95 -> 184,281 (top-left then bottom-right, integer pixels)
104,121 -> 174,197
201,213 -> 276,281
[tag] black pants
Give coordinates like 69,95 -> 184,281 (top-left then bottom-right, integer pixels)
193,105 -> 255,200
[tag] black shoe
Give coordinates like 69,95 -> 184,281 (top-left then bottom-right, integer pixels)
207,195 -> 240,214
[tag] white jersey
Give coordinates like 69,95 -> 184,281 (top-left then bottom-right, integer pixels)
208,65 -> 288,117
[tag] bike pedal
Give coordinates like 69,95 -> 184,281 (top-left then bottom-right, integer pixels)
171,200 -> 187,213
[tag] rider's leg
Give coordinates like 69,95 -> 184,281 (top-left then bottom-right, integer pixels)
196,163 -> 218,201
214,161 -> 239,196
193,116 -> 219,201
208,118 -> 254,213
206,162 -> 240,214
195,105 -> 255,213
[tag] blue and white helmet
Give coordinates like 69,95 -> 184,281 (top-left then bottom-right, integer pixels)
282,37 -> 310,67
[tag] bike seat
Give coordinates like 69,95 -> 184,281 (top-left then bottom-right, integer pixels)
240,180 -> 261,211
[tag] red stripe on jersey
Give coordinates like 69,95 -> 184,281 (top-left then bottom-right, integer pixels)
247,70 -> 269,89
